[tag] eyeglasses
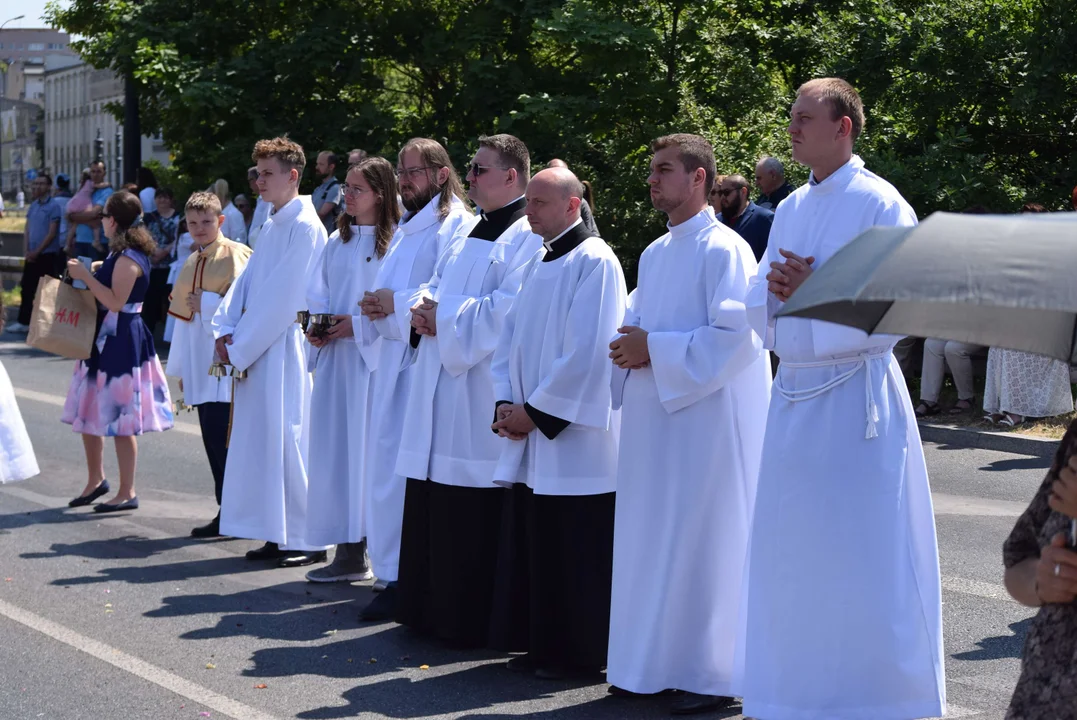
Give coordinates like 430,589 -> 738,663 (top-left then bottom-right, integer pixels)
714,189 -> 737,197
396,166 -> 435,179
341,183 -> 371,197
469,163 -> 507,178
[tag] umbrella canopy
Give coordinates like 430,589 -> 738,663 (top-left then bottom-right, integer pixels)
777,211 -> 1077,364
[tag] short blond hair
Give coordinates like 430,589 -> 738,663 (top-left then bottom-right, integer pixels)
185,191 -> 223,216
798,78 -> 865,140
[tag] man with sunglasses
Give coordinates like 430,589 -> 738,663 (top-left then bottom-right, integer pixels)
392,134 -> 543,648
714,174 -> 773,262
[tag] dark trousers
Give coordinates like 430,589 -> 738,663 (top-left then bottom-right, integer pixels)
196,402 -> 230,505
18,252 -> 66,326
142,268 -> 172,334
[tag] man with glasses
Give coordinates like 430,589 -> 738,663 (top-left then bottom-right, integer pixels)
354,138 -> 476,621
392,134 -> 543,648
714,174 -> 773,262
8,175 -> 64,334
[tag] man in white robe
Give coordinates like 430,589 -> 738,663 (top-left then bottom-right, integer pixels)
356,138 -> 476,621
393,134 -> 543,647
488,167 -> 626,679
605,134 -> 771,716
164,191 -> 251,538
738,78 -> 945,720
211,137 -> 329,563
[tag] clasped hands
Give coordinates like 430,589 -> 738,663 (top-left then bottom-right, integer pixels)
609,326 -> 650,370
1034,453 -> 1077,604
767,249 -> 815,302
359,289 -> 395,320
409,298 -> 438,337
491,403 -> 535,441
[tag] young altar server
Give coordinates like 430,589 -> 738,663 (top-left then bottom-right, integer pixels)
356,138 -> 475,621
392,133 -> 543,647
605,134 -> 771,716
301,157 -> 399,576
165,191 -> 252,538
489,166 -> 626,679
738,78 -> 945,720
211,136 -> 329,565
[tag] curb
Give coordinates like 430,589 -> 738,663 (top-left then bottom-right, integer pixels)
918,421 -> 1059,458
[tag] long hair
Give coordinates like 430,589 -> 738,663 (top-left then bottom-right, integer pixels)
210,178 -> 230,204
336,157 -> 401,259
581,179 -> 595,210
398,137 -> 469,220
105,191 -> 156,256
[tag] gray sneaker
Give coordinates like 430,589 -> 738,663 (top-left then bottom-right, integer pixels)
305,541 -> 373,583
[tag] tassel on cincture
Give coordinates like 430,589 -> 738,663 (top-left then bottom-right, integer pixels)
865,400 -> 880,439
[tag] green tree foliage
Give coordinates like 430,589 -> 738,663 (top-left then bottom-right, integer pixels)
48,0 -> 1076,283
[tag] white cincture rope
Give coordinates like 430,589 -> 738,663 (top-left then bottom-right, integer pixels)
774,350 -> 891,439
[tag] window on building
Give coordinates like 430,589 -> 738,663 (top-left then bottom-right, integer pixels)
28,43 -> 46,51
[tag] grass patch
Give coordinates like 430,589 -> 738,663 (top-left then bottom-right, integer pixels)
908,373 -> 1075,440
0,216 -> 26,234
1,285 -> 18,307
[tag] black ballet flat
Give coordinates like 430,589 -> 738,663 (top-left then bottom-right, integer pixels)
93,497 -> 139,513
68,480 -> 110,508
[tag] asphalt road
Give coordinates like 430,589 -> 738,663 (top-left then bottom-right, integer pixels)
0,333 -> 1048,719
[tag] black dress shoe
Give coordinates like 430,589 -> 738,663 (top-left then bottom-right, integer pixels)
278,550 -> 328,568
93,497 -> 139,513
68,480 -> 110,507
359,585 -> 397,622
505,654 -> 535,673
669,693 -> 735,715
245,542 -> 287,561
609,686 -> 681,698
190,514 -> 222,538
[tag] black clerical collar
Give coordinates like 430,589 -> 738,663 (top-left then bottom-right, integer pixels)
542,219 -> 591,262
469,196 -> 527,241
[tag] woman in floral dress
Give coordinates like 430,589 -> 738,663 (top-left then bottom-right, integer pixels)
1003,418 -> 1077,719
63,191 -> 174,512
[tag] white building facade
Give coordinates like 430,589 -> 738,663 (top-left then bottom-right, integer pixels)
44,62 -> 169,188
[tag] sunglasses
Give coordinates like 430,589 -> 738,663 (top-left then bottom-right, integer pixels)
713,189 -> 737,197
469,163 -> 507,178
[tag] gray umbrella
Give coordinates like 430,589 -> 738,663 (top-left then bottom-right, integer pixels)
778,210 -> 1077,543
777,211 -> 1077,364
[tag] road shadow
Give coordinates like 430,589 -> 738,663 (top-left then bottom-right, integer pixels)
952,618 -> 1030,661
148,582 -> 368,643
979,457 -> 1052,472
0,505 -> 111,532
24,533 -> 228,563
295,663 -> 620,719
47,553 -> 263,587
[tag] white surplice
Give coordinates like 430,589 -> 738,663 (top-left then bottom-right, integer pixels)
163,232 -> 196,343
394,215 -> 543,488
303,226 -> 387,547
165,288 -> 231,406
359,196 -> 476,581
738,156 -> 945,720
222,202 -> 248,246
491,229 -> 627,495
211,196 -> 328,550
605,207 -> 771,697
0,359 -> 39,483
248,198 -> 272,249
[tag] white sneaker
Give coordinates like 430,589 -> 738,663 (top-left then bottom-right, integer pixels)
372,578 -> 389,592
5,322 -> 29,334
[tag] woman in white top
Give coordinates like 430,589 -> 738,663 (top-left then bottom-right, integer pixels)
300,157 -> 400,575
